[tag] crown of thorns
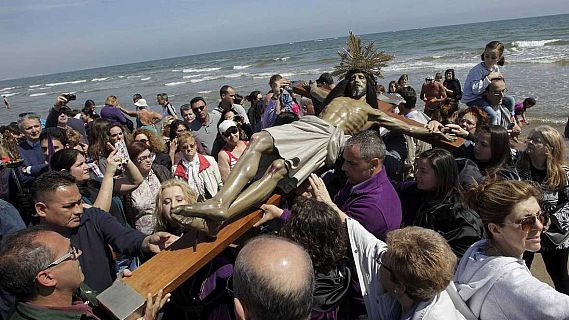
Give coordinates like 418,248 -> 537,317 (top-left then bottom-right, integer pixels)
332,32 -> 393,80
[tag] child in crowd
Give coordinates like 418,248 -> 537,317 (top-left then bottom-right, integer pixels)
514,97 -> 536,124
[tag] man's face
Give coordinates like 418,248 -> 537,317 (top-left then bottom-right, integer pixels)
484,80 -> 506,107
341,144 -> 374,185
157,96 -> 165,106
20,118 -> 41,141
191,100 -> 208,122
182,109 -> 196,123
349,73 -> 367,100
58,113 -> 69,125
40,232 -> 84,290
35,184 -> 84,229
41,138 -> 65,160
222,87 -> 236,106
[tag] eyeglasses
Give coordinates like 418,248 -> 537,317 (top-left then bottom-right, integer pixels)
502,211 -> 549,232
192,105 -> 206,112
43,245 -> 80,270
223,126 -> 239,138
136,153 -> 155,163
489,88 -> 507,96
375,252 -> 394,275
136,138 -> 149,144
180,144 -> 196,150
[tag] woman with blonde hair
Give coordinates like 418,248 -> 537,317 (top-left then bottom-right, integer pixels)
517,125 -> 569,294
456,179 -> 569,319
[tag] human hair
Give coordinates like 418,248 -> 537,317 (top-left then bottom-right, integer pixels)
157,93 -> 169,102
17,113 -> 40,132
418,148 -> 460,200
133,93 -> 143,101
190,96 -> 206,107
0,226 -> 57,302
345,130 -> 386,161
154,179 -> 197,232
234,94 -> 244,105
104,95 -> 118,106
66,128 -> 83,149
376,84 -> 385,94
31,171 -> 76,203
219,85 -> 233,98
269,74 -> 283,87
517,125 -> 567,191
274,111 -> 299,126
234,235 -> 314,320
84,99 -> 96,109
524,97 -> 536,107
81,107 -> 98,120
168,119 -> 190,141
398,74 -> 408,85
49,148 -> 82,172
108,123 -> 130,145
385,226 -> 457,301
388,80 -> 399,93
398,86 -> 417,109
39,127 -> 69,146
133,128 -> 166,153
280,197 -> 347,273
246,90 -> 262,103
434,72 -> 443,81
127,141 -> 150,162
180,103 -> 191,114
481,41 -> 505,66
463,179 -> 540,237
176,131 -> 196,148
476,125 -> 512,174
87,118 -> 111,160
457,106 -> 490,128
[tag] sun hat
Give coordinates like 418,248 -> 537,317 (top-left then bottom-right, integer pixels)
218,120 -> 238,135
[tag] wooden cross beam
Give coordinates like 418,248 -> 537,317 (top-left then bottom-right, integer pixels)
97,194 -> 282,320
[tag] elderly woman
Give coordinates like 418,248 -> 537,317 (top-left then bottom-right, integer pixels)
133,128 -> 171,168
517,125 -> 569,294
456,179 -> 569,319
172,132 -> 222,202
217,120 -> 248,182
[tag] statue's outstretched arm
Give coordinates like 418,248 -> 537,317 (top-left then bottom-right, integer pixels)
367,107 -> 451,141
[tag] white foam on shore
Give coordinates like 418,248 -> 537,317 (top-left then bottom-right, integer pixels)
164,81 -> 187,86
511,39 -> 562,48
30,92 -> 49,97
141,77 -> 151,81
29,85 -> 41,88
233,65 -> 250,70
91,77 -> 109,82
183,67 -> 221,73
45,80 -> 87,87
182,74 -> 205,79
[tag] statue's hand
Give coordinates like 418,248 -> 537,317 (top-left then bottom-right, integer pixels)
170,205 -> 193,217
170,213 -> 221,237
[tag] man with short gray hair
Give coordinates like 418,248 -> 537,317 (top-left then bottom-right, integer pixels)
233,235 -> 314,320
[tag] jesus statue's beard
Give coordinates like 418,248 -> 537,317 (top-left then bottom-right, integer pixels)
351,86 -> 366,100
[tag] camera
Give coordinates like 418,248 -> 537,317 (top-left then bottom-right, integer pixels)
234,115 -> 244,123
63,93 -> 76,101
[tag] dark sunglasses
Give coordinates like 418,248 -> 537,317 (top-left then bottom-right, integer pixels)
223,126 -> 239,137
192,105 -> 206,112
503,212 -> 549,232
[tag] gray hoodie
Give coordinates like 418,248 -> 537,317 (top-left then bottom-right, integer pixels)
454,240 -> 569,320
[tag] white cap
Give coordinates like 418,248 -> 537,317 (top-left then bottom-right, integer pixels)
218,120 -> 237,135
134,99 -> 148,108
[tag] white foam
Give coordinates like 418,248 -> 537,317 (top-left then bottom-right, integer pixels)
91,77 -> 109,82
171,69 -> 181,72
511,39 -> 562,48
29,85 -> 41,88
45,80 -> 87,87
182,74 -> 205,79
164,81 -> 187,86
0,87 -> 16,92
183,67 -> 221,73
189,75 -> 222,83
29,87 -> 49,91
252,72 -> 274,79
2,92 -> 19,97
273,57 -> 290,61
141,77 -> 151,81
224,73 -> 244,79
30,92 -> 49,97
197,90 -> 212,94
118,76 -> 125,78
233,65 -> 251,70
127,75 -> 142,79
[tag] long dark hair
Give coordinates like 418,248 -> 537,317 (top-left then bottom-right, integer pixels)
476,125 -> 512,174
322,69 -> 378,110
418,148 -> 460,200
50,148 -> 82,171
168,120 -> 190,141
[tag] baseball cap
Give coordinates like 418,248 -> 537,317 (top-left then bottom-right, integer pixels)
218,120 -> 238,135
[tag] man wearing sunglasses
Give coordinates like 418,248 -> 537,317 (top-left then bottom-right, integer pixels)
0,227 -> 170,320
188,96 -> 221,155
31,171 -> 179,293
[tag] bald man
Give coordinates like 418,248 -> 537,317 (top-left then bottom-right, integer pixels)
233,235 -> 314,320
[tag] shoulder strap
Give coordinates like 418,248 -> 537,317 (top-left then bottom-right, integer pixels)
445,282 -> 479,320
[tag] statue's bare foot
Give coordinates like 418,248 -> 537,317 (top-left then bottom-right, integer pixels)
170,200 -> 229,221
171,215 -> 222,237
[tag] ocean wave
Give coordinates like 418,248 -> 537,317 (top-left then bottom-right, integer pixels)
2,93 -> 19,97
164,81 -> 187,86
183,67 -> 221,73
127,75 -> 143,79
182,74 -> 205,79
29,85 -> 41,88
30,92 -> 49,97
197,90 -> 212,94
189,75 -> 222,83
171,69 -> 181,72
273,57 -> 290,61
141,77 -> 151,81
384,61 -> 476,72
0,87 -> 16,92
510,39 -> 563,48
28,87 -> 49,91
45,80 -> 87,87
118,76 -> 125,78
233,65 -> 251,70
224,73 -> 245,79
509,57 -> 569,65
91,77 -> 109,82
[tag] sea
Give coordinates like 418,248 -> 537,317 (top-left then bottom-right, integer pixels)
0,14 -> 568,125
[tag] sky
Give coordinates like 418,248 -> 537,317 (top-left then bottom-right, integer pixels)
0,0 -> 567,81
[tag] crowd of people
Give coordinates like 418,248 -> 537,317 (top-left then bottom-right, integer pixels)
0,40 -> 568,320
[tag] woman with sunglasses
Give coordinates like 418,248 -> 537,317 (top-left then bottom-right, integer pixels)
133,128 -> 171,168
455,179 -> 569,319
517,125 -> 569,294
217,120 -> 248,183
125,141 -> 173,234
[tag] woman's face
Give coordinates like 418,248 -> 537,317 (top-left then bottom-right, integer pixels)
483,48 -> 501,68
161,186 -> 188,223
445,71 -> 453,80
109,126 -> 124,144
180,138 -> 197,161
224,111 -> 235,121
134,133 -> 151,147
175,124 -> 187,137
491,197 -> 544,257
389,83 -> 397,93
70,153 -> 90,182
398,77 -> 408,87
525,132 -> 547,160
460,112 -> 478,135
222,126 -> 240,145
416,158 -> 438,192
474,132 -> 492,163
135,149 -> 154,173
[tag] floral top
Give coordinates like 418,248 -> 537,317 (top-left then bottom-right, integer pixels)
131,170 -> 161,234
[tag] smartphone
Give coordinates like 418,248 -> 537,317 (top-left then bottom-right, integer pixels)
63,93 -> 76,101
115,140 -> 129,164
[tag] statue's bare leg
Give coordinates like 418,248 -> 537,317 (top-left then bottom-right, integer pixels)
172,131 -> 275,220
